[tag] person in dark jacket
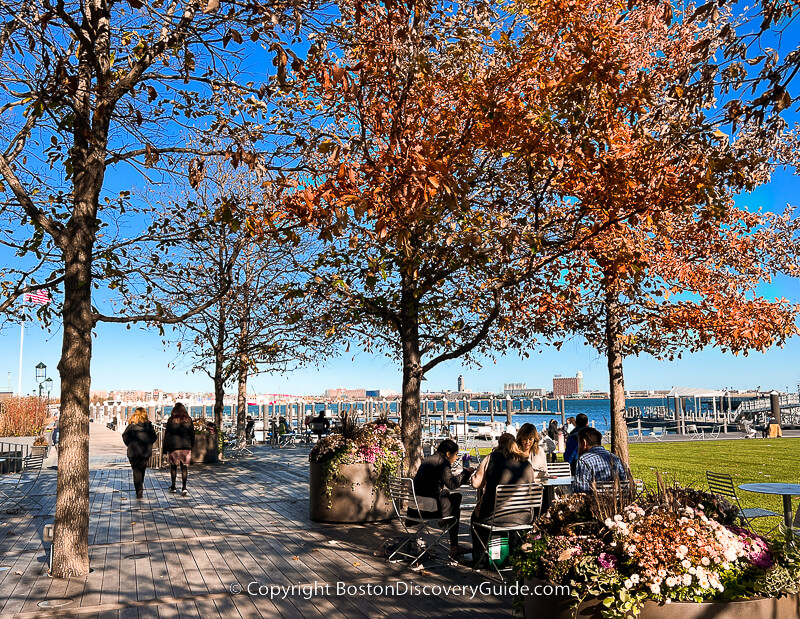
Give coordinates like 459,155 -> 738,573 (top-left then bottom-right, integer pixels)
564,413 -> 589,474
411,439 -> 474,558
122,407 -> 158,500
163,403 -> 195,496
470,434 -> 535,568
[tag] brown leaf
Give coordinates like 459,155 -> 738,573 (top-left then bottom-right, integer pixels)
203,0 -> 219,13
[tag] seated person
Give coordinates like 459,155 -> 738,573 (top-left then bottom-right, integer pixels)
245,415 -> 255,443
470,434 -> 535,568
516,423 -> 547,479
309,411 -> 331,438
572,427 -> 627,493
277,416 -> 290,435
564,413 -> 589,473
411,439 -> 474,559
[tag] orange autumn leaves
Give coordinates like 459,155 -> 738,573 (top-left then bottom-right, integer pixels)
280,0 -> 799,354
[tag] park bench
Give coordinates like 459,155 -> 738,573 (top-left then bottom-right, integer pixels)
0,452 -> 45,512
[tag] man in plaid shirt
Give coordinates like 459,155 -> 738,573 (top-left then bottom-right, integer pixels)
572,427 -> 627,493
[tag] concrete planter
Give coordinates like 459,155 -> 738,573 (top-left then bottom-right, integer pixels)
309,461 -> 394,523
30,445 -> 48,458
524,578 -> 800,619
191,432 -> 218,464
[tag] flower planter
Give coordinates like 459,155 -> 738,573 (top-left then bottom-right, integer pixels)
30,445 -> 48,458
191,432 -> 218,464
309,461 -> 395,523
523,578 -> 800,619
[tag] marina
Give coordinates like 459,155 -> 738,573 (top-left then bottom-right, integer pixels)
89,387 -> 800,439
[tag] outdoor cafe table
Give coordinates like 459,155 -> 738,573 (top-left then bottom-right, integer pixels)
738,482 -> 800,529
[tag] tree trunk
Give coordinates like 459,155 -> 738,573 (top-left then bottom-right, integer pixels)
605,290 -> 630,465
213,306 -> 226,432
236,354 -> 248,442
399,274 -> 423,475
52,233 -> 93,577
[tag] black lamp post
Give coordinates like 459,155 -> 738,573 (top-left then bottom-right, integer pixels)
35,362 -> 47,398
44,377 -> 53,408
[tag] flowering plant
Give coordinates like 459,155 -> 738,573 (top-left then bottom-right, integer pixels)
309,416 -> 404,506
512,484 -> 800,618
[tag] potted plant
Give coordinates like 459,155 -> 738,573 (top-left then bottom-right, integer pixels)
512,480 -> 800,618
31,435 -> 49,457
308,414 -> 404,523
191,418 -> 219,464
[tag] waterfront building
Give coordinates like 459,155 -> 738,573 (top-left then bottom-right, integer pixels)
553,372 -> 584,397
503,383 -> 546,397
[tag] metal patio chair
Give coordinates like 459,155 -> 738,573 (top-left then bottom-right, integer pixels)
0,452 -> 45,512
472,482 -> 543,580
386,476 -> 457,566
706,471 -> 779,531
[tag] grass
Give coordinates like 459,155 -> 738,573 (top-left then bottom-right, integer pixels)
630,438 -> 800,527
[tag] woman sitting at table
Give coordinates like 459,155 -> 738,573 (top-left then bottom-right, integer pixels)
470,433 -> 535,568
516,423 -> 547,480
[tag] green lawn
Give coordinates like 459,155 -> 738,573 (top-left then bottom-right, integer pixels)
479,438 -> 800,532
630,438 -> 800,527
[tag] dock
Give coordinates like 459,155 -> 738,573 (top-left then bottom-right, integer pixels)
0,424 -> 509,618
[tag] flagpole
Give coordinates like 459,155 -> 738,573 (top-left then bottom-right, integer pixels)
18,320 -> 24,396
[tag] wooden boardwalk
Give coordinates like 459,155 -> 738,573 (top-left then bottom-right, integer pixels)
0,426 -> 511,618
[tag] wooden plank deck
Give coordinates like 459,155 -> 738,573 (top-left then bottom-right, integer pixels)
0,426 -> 511,618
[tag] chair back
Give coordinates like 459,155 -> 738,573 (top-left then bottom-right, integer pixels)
309,421 -> 327,434
546,462 -> 572,478
490,483 -> 543,526
21,453 -> 44,477
706,471 -> 741,505
387,476 -> 417,519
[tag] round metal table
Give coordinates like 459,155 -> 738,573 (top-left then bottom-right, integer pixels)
738,482 -> 800,528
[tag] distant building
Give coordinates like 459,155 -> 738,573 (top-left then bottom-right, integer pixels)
325,388 -> 367,399
504,383 -> 546,397
553,372 -> 584,397
457,375 -> 465,392
366,389 -> 399,398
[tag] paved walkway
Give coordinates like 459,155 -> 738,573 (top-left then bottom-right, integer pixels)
0,426 -> 510,618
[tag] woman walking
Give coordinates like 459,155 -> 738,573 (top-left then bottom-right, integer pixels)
163,403 -> 195,496
122,407 -> 158,500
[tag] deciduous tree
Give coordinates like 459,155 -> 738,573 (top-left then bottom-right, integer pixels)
0,0 -> 292,576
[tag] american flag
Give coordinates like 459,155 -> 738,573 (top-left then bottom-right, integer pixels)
24,290 -> 50,305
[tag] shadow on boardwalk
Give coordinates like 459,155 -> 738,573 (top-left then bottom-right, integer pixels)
0,426 -> 512,618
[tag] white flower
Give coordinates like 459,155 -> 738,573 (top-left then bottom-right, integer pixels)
604,518 -> 614,527
658,569 -> 667,578
683,574 -> 692,586
614,514 -> 623,522
630,574 -> 640,584
701,557 -> 710,566
624,579 -> 633,589
665,577 -> 677,587
681,559 -> 691,569
650,584 -> 661,594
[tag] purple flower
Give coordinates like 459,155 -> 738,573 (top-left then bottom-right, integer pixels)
598,552 -> 618,569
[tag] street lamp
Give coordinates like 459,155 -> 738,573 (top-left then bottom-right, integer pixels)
35,362 -> 47,398
44,378 -> 53,406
